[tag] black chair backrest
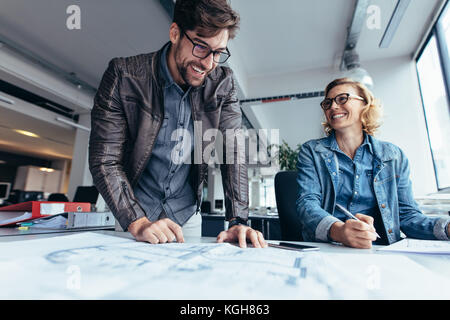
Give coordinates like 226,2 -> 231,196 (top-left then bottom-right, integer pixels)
73,186 -> 99,204
48,193 -> 69,202
274,171 -> 303,241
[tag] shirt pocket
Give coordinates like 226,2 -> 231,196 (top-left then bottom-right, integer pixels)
375,171 -> 396,185
360,170 -> 374,193
155,115 -> 170,145
336,169 -> 345,194
366,171 -> 374,188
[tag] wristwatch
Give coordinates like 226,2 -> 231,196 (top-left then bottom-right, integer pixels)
228,217 -> 248,229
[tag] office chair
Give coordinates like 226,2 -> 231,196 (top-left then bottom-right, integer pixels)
48,193 -> 69,202
274,171 -> 303,241
73,186 -> 99,204
201,201 -> 211,213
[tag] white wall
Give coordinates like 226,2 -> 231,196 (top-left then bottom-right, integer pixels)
67,113 -> 92,200
245,55 -> 437,196
364,56 -> 437,196
243,64 -> 337,147
244,98 -> 325,148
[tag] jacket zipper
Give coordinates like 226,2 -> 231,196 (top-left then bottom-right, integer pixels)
190,91 -> 203,213
121,181 -> 134,214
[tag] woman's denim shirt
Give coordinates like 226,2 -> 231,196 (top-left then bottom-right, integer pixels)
296,133 -> 450,244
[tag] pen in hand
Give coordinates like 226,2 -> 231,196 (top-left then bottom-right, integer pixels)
335,204 -> 381,239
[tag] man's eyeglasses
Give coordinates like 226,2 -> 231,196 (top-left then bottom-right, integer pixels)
182,30 -> 231,64
320,93 -> 366,110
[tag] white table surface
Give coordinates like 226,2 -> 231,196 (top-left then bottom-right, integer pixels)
0,229 -> 449,299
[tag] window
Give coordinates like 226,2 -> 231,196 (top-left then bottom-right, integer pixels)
416,1 -> 450,190
259,177 -> 276,209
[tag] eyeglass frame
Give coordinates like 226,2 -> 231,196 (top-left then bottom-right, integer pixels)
181,29 -> 231,64
320,93 -> 366,110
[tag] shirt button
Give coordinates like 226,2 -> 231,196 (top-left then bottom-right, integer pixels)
374,178 -> 377,182
332,172 -> 336,176
327,159 -> 331,163
356,175 -> 359,179
354,191 -> 358,195
388,228 -> 393,234
381,204 -> 386,208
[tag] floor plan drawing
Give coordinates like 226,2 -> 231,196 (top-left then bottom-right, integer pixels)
1,232 -> 449,299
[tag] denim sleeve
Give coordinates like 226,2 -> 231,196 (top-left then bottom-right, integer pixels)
447,221 -> 450,238
296,144 -> 340,242
396,149 -> 450,240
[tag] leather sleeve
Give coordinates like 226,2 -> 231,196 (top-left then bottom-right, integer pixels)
88,58 -> 147,231
218,71 -> 249,222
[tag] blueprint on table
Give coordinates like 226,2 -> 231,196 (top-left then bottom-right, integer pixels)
0,232 -> 449,299
377,238 -> 450,254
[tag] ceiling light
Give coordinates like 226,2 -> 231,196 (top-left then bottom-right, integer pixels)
342,49 -> 374,89
0,94 -> 14,105
39,168 -> 55,173
346,67 -> 374,88
13,129 -> 40,138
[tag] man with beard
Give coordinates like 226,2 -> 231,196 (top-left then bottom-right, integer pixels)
89,0 -> 267,248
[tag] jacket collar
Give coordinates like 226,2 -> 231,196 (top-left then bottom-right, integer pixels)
314,131 -> 397,162
328,131 -> 373,155
159,42 -> 176,89
150,43 -> 165,92
367,134 -> 398,161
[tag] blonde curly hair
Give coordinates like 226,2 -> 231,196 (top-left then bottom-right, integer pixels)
322,78 -> 382,136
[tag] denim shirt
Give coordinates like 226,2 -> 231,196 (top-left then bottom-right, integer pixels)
296,133 -> 450,244
133,43 -> 197,226
331,133 -> 388,244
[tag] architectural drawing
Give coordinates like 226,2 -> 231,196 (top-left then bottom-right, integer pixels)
0,232 -> 449,299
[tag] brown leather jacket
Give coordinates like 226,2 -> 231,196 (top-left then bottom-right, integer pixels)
89,44 -> 248,231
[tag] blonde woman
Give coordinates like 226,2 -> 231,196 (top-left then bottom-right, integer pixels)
296,78 -> 450,248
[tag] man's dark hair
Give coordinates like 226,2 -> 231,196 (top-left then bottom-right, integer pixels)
173,0 -> 240,39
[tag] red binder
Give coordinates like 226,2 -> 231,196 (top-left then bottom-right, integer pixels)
0,201 -> 91,226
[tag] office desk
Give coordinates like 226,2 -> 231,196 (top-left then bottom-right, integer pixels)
0,229 -> 449,300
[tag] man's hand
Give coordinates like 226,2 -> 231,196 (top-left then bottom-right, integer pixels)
330,214 -> 377,249
216,224 -> 268,248
128,216 -> 184,244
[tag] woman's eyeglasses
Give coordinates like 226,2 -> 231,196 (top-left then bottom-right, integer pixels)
320,93 -> 366,110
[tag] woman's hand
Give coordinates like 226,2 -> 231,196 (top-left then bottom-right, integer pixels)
330,214 -> 378,248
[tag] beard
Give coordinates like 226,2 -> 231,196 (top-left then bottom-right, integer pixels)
174,48 -> 212,88
177,61 -> 209,88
